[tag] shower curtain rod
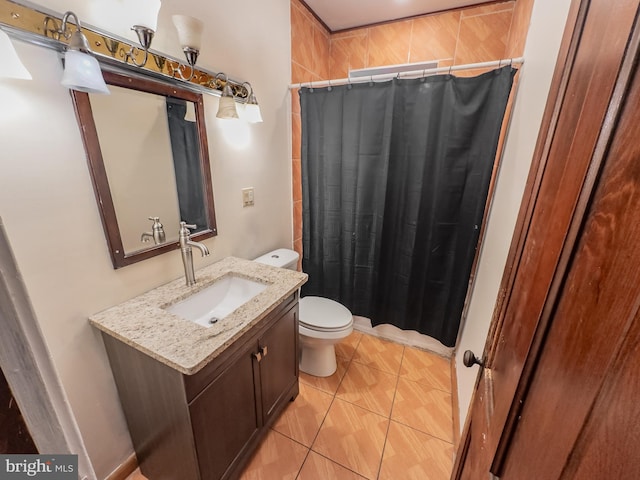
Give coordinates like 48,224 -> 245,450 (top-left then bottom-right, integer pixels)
289,56 -> 524,89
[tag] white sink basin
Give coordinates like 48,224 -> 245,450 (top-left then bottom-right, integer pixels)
166,275 -> 268,327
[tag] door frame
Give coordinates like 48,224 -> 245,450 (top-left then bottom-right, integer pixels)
0,217 -> 96,479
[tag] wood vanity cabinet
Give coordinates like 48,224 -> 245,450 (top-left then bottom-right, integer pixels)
101,293 -> 299,480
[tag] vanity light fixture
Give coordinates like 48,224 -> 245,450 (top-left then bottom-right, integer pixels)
172,15 -> 204,81
47,11 -> 109,94
120,0 -> 162,68
240,82 -> 263,123
0,28 -> 31,80
216,73 -> 239,119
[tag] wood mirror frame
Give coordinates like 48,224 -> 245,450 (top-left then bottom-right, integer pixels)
71,71 -> 217,269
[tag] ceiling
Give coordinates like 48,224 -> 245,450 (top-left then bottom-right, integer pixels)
303,0 -> 495,31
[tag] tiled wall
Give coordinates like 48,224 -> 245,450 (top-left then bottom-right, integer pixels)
291,0 -> 535,267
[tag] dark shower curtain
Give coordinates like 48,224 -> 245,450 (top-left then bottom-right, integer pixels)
166,97 -> 207,231
301,66 -> 516,347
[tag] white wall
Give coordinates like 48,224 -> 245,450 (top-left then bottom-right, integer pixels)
454,0 -> 572,431
0,0 -> 291,477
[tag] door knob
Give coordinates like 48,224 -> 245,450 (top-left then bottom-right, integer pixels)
463,350 -> 484,368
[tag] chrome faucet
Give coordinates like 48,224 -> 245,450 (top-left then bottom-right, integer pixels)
179,222 -> 210,286
141,216 -> 166,245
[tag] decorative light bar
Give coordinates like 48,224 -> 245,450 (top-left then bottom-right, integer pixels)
0,0 -> 249,99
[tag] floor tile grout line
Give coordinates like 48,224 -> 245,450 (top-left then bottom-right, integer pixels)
307,450 -> 370,479
302,349 -> 356,462
290,335 -> 363,480
375,345 -> 405,479
400,375 -> 453,395
388,418 -> 455,445
351,357 -> 403,377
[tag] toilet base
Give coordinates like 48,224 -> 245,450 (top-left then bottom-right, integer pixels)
299,342 -> 337,377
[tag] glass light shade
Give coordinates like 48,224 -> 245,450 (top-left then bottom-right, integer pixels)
61,50 -> 110,95
242,103 -> 263,123
0,30 -> 31,80
184,101 -> 197,122
172,15 -> 204,50
216,96 -> 239,119
129,0 -> 162,31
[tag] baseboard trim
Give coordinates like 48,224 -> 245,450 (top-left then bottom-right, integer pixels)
451,358 -> 461,450
104,453 -> 138,480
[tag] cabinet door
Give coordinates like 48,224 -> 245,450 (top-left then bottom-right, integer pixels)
190,342 -> 260,480
258,305 -> 299,423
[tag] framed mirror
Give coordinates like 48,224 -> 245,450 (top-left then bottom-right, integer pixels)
71,71 -> 217,268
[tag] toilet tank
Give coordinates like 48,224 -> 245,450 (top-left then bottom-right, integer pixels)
253,248 -> 299,271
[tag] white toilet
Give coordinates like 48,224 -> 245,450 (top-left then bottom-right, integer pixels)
253,248 -> 353,377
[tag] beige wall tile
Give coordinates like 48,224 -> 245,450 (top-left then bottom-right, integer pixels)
454,10 -> 512,65
313,26 -> 331,80
291,2 -> 315,72
330,33 -> 368,78
292,62 -> 314,84
292,158 -> 302,204
293,200 -> 303,241
461,1 -> 515,17
291,88 -> 301,114
409,12 -> 461,63
292,113 -> 301,160
367,20 -> 412,67
505,0 -> 535,58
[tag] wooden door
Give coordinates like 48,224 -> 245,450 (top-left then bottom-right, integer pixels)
454,0 -> 640,477
0,368 -> 37,454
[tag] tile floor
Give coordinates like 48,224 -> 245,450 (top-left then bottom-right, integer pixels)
126,332 -> 455,480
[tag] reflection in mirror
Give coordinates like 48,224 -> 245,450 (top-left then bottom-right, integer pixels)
91,86 -> 182,253
71,71 -> 217,268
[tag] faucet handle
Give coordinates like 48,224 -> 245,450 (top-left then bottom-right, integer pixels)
179,221 -> 198,239
180,221 -> 197,231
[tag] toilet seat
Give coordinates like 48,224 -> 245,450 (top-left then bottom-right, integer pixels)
299,296 -> 353,332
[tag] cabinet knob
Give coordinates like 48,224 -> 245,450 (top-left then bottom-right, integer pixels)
252,352 -> 262,362
260,345 -> 268,357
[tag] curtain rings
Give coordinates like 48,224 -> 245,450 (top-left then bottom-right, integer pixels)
327,79 -> 332,92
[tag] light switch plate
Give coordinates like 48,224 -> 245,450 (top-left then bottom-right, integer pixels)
242,187 -> 255,207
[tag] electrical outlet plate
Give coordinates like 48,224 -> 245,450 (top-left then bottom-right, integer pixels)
242,187 -> 255,207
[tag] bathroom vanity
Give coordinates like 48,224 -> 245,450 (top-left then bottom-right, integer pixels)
90,257 -> 307,480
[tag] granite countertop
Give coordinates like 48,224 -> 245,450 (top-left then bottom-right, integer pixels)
89,256 -> 308,375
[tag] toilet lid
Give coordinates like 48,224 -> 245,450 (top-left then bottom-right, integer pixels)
299,296 -> 353,332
